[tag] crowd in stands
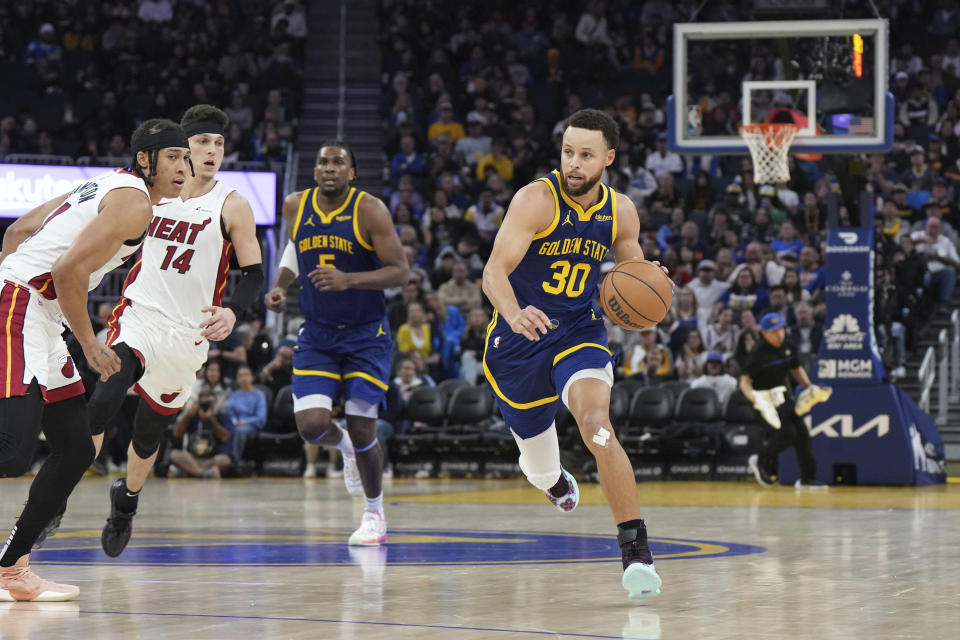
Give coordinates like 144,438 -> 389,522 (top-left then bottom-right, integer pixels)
22,0 -> 960,476
0,0 -> 304,166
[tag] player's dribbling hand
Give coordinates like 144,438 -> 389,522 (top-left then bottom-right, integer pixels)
506,305 -> 551,341
200,306 -> 237,341
309,267 -> 352,291
648,260 -> 675,289
82,340 -> 121,382
264,287 -> 286,312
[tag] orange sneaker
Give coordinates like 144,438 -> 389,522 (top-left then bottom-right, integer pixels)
0,555 -> 79,602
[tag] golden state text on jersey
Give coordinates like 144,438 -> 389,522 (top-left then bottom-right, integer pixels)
509,170 -> 617,318
292,186 -> 386,326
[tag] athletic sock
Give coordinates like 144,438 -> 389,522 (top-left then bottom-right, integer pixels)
364,493 -> 383,515
548,472 -> 570,498
334,426 -> 355,457
116,478 -> 140,514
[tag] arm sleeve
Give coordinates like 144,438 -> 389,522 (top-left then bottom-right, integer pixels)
279,242 -> 299,274
226,263 -> 265,315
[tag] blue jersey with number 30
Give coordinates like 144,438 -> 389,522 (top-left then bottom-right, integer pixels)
508,170 -> 618,318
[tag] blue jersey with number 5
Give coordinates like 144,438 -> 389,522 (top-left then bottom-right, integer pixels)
508,170 -> 618,318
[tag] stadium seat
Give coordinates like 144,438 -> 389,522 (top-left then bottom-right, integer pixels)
253,385 -> 301,475
404,386 -> 446,429
436,378 -> 470,405
660,380 -> 691,401
620,387 -> 674,457
675,387 -> 722,423
718,390 -> 766,455
661,388 -> 722,458
254,384 -> 275,412
446,385 -> 495,431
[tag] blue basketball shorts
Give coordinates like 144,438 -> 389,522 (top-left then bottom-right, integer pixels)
292,317 -> 392,408
483,305 -> 613,438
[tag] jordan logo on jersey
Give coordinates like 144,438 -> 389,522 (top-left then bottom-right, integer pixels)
562,211 -> 574,227
376,324 -> 386,337
303,215 -> 315,227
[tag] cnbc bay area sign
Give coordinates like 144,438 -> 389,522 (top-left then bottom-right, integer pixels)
815,228 -> 885,384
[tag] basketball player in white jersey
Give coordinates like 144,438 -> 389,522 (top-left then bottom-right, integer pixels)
0,119 -> 191,601
86,104 -> 263,558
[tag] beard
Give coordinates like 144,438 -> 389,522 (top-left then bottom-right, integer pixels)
561,167 -> 603,196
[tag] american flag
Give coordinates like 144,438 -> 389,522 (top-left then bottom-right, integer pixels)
849,116 -> 874,134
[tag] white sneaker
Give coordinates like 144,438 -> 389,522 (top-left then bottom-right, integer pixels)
342,454 -> 364,496
795,385 -> 833,416
348,510 -> 387,546
303,464 -> 317,478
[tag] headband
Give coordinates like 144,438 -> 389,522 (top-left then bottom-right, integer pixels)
182,120 -> 225,138
131,127 -> 189,154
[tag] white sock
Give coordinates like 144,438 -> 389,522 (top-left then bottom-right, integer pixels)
365,493 -> 384,515
334,426 -> 355,457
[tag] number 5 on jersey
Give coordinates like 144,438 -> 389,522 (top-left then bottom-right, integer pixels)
160,246 -> 195,274
541,259 -> 590,297
318,254 -> 335,269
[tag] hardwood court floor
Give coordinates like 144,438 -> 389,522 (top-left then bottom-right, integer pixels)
1,475 -> 958,640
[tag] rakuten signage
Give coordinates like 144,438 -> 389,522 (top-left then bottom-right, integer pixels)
0,163 -> 277,225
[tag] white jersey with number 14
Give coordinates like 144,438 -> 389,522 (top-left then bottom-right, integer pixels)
120,180 -> 235,328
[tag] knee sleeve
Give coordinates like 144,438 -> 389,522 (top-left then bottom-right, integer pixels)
511,423 -> 561,491
131,401 -> 172,459
42,395 -> 96,474
88,343 -> 144,436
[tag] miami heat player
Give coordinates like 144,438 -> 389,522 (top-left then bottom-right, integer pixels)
0,119 -> 191,601
85,104 -> 263,558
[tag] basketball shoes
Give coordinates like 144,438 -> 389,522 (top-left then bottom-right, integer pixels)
747,454 -> 776,487
795,385 -> 833,416
618,522 -> 661,599
546,468 -> 579,512
0,555 -> 79,602
101,479 -> 136,557
348,510 -> 387,546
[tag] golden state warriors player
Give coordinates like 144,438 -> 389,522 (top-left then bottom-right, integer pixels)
270,142 -> 408,545
482,109 -> 662,599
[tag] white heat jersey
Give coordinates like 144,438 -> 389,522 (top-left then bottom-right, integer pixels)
120,180 -> 235,328
2,168 -> 148,302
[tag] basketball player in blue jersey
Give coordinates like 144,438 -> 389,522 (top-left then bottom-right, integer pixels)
267,141 -> 408,545
483,109 -> 663,599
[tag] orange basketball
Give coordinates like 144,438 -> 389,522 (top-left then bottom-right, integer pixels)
599,259 -> 673,330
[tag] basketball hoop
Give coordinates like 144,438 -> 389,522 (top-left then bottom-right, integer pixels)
740,123 -> 799,184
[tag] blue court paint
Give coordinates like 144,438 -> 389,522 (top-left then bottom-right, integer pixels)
71,609 -> 657,640
32,529 -> 765,566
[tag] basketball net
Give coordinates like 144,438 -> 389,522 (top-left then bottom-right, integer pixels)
740,123 -> 799,184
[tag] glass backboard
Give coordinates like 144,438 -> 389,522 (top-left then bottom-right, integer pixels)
667,19 -> 893,154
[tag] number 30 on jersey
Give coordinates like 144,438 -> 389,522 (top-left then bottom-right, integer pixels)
541,260 -> 590,297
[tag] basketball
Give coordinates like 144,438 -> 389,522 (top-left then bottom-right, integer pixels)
600,259 -> 673,331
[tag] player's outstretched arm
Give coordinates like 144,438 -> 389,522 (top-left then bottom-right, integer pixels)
0,192 -> 70,263
481,181 -> 554,342
200,192 -> 264,340
310,194 -> 409,291
52,187 -> 153,381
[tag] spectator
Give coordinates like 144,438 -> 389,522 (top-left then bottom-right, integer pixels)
396,302 -> 436,364
674,329 -> 707,380
24,23 -> 61,63
464,187 -> 504,243
209,328 -> 247,381
902,145 -> 937,192
459,307 -> 489,384
645,133 -> 683,178
788,301 -> 823,364
891,184 -> 920,221
258,344 -> 294,396
224,365 -> 267,465
428,101 -> 466,141
688,259 -> 729,330
391,135 -> 427,182
188,360 -> 231,414
798,246 -> 826,299
393,357 -> 429,404
456,115 -> 492,167
624,328 -> 672,378
437,260 -> 482,315
719,268 -> 769,316
703,306 -> 740,356
781,267 -> 810,304
476,138 -> 514,181
690,351 -> 738,405
770,220 -> 805,257
761,285 -> 797,327
911,216 -> 960,312
169,391 -> 232,479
